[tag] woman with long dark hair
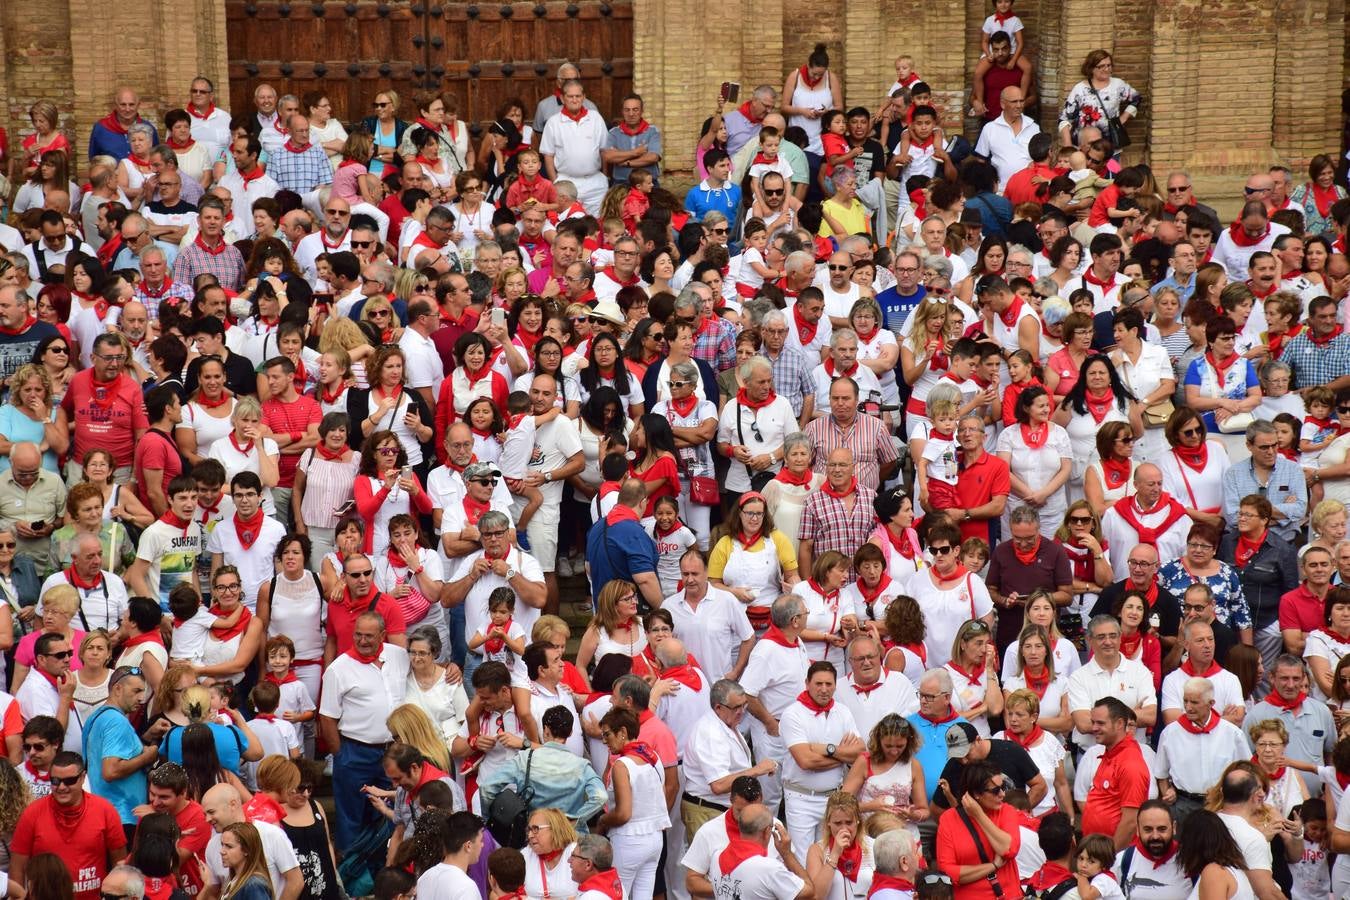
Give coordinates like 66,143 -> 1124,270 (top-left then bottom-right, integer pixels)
1177,809 -> 1253,900
1053,354 -> 1141,500
572,332 -> 643,419
180,722 -> 250,802
629,414 -> 680,517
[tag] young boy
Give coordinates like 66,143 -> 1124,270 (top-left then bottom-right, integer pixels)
263,635 -> 317,748
18,716 -> 61,798
168,582 -> 235,667
960,537 -> 991,575
917,397 -> 961,513
497,393 -> 563,538
1290,799 -> 1329,900
732,218 -> 778,299
468,587 -> 528,669
504,149 -> 558,214
588,215 -> 626,268
890,106 -> 957,214
126,475 -> 203,612
487,847 -> 526,900
247,680 -> 301,762
748,127 -> 795,204
887,55 -> 922,98
396,187 -> 434,265
1088,165 -> 1144,228
620,170 -> 653,235
590,451 -> 630,522
1301,387 -> 1338,465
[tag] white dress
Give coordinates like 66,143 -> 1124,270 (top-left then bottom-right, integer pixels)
405,671 -> 470,742
856,756 -> 917,833
996,423 -> 1072,538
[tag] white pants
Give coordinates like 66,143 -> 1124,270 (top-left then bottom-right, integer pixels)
560,170 -> 608,217
856,178 -> 889,247
665,766 -> 690,900
784,788 -> 829,857
307,526 -> 336,569
610,829 -> 662,900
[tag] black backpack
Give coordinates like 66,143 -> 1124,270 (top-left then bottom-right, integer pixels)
485,748 -> 535,848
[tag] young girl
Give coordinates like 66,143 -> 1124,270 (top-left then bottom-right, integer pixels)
645,496 -> 697,597
1274,412 -> 1302,463
468,587 -> 528,668
1301,388 -> 1337,509
748,127 -> 795,204
981,0 -> 1026,60
464,396 -> 504,464
819,110 -> 856,182
620,170 -> 652,234
1290,799 -> 1330,900
1001,349 -> 1043,427
732,218 -> 778,299
1074,834 -> 1125,900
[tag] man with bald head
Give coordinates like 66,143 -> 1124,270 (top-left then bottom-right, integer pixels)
732,111 -> 810,199
89,87 -> 158,161
269,113 -> 333,195
38,529 -> 129,631
1211,197 -> 1290,279
0,442 -> 66,572
1091,542 -> 1183,654
260,94 -> 301,156
251,83 -> 280,134
293,196 -> 350,285
1100,463 -> 1191,580
974,84 -> 1039,190
201,783 -> 303,900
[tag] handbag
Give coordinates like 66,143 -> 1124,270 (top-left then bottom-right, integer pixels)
1143,399 -> 1175,427
1089,85 -> 1131,149
958,806 -> 1006,898
485,748 -> 535,848
666,402 -> 720,506
1218,412 -> 1254,434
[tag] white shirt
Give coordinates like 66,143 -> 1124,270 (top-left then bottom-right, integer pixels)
836,669 -> 920,739
188,106 -> 233,152
1218,811 -> 1274,872
1158,667 -> 1245,715
973,115 -> 1041,189
655,670 -> 711,757
716,394 -> 796,492
1076,269 -> 1131,315
785,303 -> 833,358
416,863 -> 479,900
1155,715 -> 1249,793
739,638 -> 810,722
1211,223 -> 1292,280
779,699 -> 859,791
1066,655 -> 1157,747
711,854 -> 805,900
903,567 -> 994,667
398,327 -> 445,397
16,672 -> 82,752
38,570 -> 129,633
1113,843 -> 1190,900
526,415 -> 584,507
206,819 -> 299,898
683,811 -> 787,879
539,108 -> 609,177
810,362 -> 885,413
1100,499 -> 1191,581
205,514 -> 287,610
217,168 -> 280,210
294,229 -> 351,285
682,710 -> 755,805
591,268 -> 645,303
449,547 -> 545,648
664,586 -> 753,685
317,643 -> 410,744
820,281 -> 861,321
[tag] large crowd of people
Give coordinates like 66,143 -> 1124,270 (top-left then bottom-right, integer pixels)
0,27 -> 1348,900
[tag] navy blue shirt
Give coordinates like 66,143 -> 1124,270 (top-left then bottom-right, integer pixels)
876,284 -> 926,334
585,516 -> 657,607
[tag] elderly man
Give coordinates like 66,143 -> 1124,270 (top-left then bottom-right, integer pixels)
1155,677 -> 1248,824
869,830 -> 924,899
723,85 -> 779,156
717,356 -> 795,499
185,76 -> 232,150
1212,199 -> 1290,279
172,197 -> 245,291
1100,464 -> 1190,579
778,250 -> 819,307
0,286 -> 59,383
1281,297 -> 1350,394
819,251 -> 861,328
803,376 -> 897,495
1155,240 -> 1199,302
200,783 -> 303,900
593,233 -> 644,302
808,330 -> 886,418
1067,615 -> 1158,750
259,94 -> 300,156
665,549 -> 754,683
133,245 -> 193,317
531,61 -> 598,132
251,83 -> 280,134
540,80 -> 609,215
39,532 -> 129,631
974,86 -> 1039,190
906,668 -> 968,803
1245,654 -> 1336,795
1221,421 -> 1306,542
779,661 -> 863,852
1080,697 -> 1152,848
101,868 -> 146,900
708,802 -> 810,899
681,680 -> 779,835
0,442 -> 64,569
318,611 -> 409,851
986,506 -> 1074,649
1113,800 -> 1189,900
741,594 -> 810,814
798,446 -> 880,575
1160,583 -> 1239,674
294,196 -> 351,284
756,310 -> 816,425
683,777 -> 790,899
837,634 -> 919,737
89,87 -> 158,161
142,168 -> 197,247
1217,769 -> 1284,900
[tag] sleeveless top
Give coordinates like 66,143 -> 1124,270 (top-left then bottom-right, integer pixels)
608,755 -> 671,836
789,71 -> 834,153
280,799 -> 343,900
856,753 -> 915,816
266,570 -> 326,664
595,623 -> 649,661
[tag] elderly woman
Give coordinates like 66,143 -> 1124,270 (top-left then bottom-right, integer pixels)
1037,297 -> 1070,363
1184,315 -> 1262,457
1290,154 -> 1348,237
11,584 -> 83,690
996,386 -> 1072,539
1218,494 -> 1299,674
117,124 -> 157,203
1052,355 -> 1141,500
1157,407 -> 1230,529
0,522 -> 40,644
1110,308 -> 1174,462
650,361 -> 718,549
1159,522 -> 1252,642
0,364 -> 67,473
50,482 -> 135,575
1249,719 -> 1309,816
994,687 -> 1072,815
1083,421 -> 1138,516
850,297 -> 899,407
934,761 -> 1023,900
521,808 -> 581,898
1309,500 -> 1349,557
1256,359 -> 1305,422
403,626 -> 468,743
708,492 -> 799,632
761,433 -> 823,547
1057,49 -> 1143,148
207,396 -> 281,514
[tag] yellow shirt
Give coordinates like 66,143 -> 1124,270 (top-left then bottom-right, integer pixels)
818,197 -> 870,238
707,530 -> 798,579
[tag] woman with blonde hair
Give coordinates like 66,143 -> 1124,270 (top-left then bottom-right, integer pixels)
387,702 -> 454,772
145,661 -> 199,731
312,349 -> 354,417
0,363 -> 66,473
317,316 -> 374,389
72,629 -> 113,721
11,584 -> 84,691
1082,421 -> 1138,516
1054,500 -> 1114,626
16,100 -> 69,180
900,298 -> 953,439
944,619 -> 1003,736
1000,625 -> 1071,734
207,396 -> 281,513
805,790 -> 875,899
577,579 -> 647,672
842,714 -> 927,827
359,294 -> 402,346
493,266 -> 528,310
219,821 -> 275,900
994,687 -> 1072,814
521,808 -> 581,898
1248,719 -> 1310,815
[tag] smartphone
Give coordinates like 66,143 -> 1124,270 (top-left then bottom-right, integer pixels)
720,81 -> 740,104
29,521 -> 46,531
491,308 -> 507,326
333,499 -> 355,517
401,466 -> 412,480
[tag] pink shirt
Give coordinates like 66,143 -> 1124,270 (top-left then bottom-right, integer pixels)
332,161 -> 367,205
15,629 -> 87,670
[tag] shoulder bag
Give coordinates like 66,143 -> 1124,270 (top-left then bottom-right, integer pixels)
486,748 -> 535,848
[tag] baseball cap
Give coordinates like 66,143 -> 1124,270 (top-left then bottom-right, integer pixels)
462,462 -> 503,482
945,722 -> 979,759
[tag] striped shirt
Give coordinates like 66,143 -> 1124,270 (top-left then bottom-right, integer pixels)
803,413 -> 899,493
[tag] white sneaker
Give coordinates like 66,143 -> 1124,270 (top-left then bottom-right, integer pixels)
557,556 -> 574,577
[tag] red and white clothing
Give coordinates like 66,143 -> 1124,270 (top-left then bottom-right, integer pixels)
990,296 -> 1041,358
663,586 -> 752,685
294,229 -> 351,286
944,658 -> 996,736
16,668 -> 83,752
316,642 -> 410,744
993,725 -> 1065,815
373,546 -> 445,632
592,266 -> 644,304
539,107 -> 610,215
1076,269 -> 1131,315
1154,712 -> 1248,794
791,579 -> 852,668
204,512 -> 287,609
1159,661 -> 1245,714
785,302 -> 833,358
739,630 -> 810,811
809,360 -> 885,414
681,708 -> 755,807
1066,656 -> 1157,748
11,792 -> 125,900
1100,493 -> 1191,581
1157,440 -> 1230,523
1304,627 -> 1350,701
836,669 -> 920,738
779,694 -> 861,855
520,843 -> 580,900
1211,221 -> 1291,279
902,566 -> 993,667
218,166 -> 280,210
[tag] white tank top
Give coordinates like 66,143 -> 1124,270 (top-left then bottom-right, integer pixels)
789,71 -> 834,154
594,624 -> 648,662
266,570 -> 326,663
609,755 -> 671,836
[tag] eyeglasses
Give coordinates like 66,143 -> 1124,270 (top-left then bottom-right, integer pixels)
95,353 -> 127,363
47,346 -> 69,355
40,650 -> 73,660
1116,435 -> 1136,443
570,315 -> 590,323
370,309 -> 392,317
668,380 -> 691,388
22,743 -> 47,753
739,509 -> 764,519
214,582 -> 242,594
919,691 -> 949,701
527,824 -> 551,834
480,529 -> 509,538
921,874 -> 954,887
828,265 -> 851,272
0,542 -> 14,550
1179,427 -> 1204,438
325,209 -> 351,217
377,446 -> 400,455
1068,516 -> 1093,524
351,240 -> 374,249
1339,405 -> 1350,414
373,101 -> 391,108
1167,185 -> 1192,193
1182,601 -> 1211,612
1187,542 -> 1215,552
1127,559 -> 1156,567
296,782 -> 314,793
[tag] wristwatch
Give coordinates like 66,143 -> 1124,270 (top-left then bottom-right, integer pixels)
544,471 -> 553,482
825,743 -> 837,758
505,567 -> 518,580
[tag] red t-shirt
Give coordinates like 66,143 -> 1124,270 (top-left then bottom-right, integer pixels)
61,370 -> 149,468
132,428 -> 184,510
1278,583 -> 1326,634
1088,183 -> 1122,227
0,693 -> 22,743
955,451 -> 1011,544
1081,735 -> 1151,837
935,803 -> 1023,900
635,455 -> 681,516
11,794 -> 126,900
325,593 -> 408,654
175,800 -> 211,895
261,395 -> 322,488
1004,163 -> 1063,206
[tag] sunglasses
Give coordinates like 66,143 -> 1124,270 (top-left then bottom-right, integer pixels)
470,478 -> 498,486
51,774 -> 82,787
763,189 -> 785,196
828,265 -> 851,272
41,650 -> 73,660
1179,427 -> 1203,438
930,545 -> 955,555
351,240 -> 375,249
1068,516 -> 1093,524
982,783 -> 1008,795
22,743 -> 47,753
47,346 -> 69,354
346,570 -> 374,578
325,209 -> 350,217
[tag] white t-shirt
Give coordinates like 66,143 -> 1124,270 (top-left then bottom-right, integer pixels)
206,819 -> 299,897
1218,811 -> 1273,873
416,862 -> 479,900
205,515 -> 287,610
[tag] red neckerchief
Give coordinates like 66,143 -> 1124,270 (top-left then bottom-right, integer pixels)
1131,838 -> 1180,869
98,234 -> 125,268
851,672 -> 886,695
1025,865 -> 1074,893
140,275 -> 172,299
197,495 -> 222,527
66,564 -> 103,592
282,139 -> 310,154
461,362 -> 494,389
620,740 -> 661,769
1113,492 -> 1188,545
75,290 -> 107,321
483,617 -> 513,654
598,265 -> 640,287
446,453 -> 478,475
346,644 -> 381,664
736,386 -> 777,411
737,100 -> 765,125
792,302 -> 820,345
823,358 -> 859,379
1248,279 -> 1278,300
618,118 -> 650,136
1313,182 -> 1341,218
1022,665 -> 1051,699
994,9 -> 1015,22
461,492 -> 492,527
1006,724 -> 1045,750
798,64 -> 825,89
653,516 -> 685,540
948,658 -> 986,688
1180,658 -> 1221,678
228,432 -> 256,457
98,112 -> 132,135
1264,689 -> 1306,713
1013,536 -> 1042,566
1309,325 -> 1344,347
315,441 -> 350,463
386,546 -> 417,573
196,386 -> 232,409
233,508 -> 266,550
194,234 -> 227,256
856,574 -> 894,606
1228,221 -> 1269,247
774,467 -> 813,487
166,136 -> 196,151
1061,538 -> 1097,582
718,838 -> 767,877
997,296 -> 1025,327
1177,708 -> 1221,734
1020,422 -> 1049,449
659,389 -> 699,418
1205,350 -> 1239,389
320,229 -> 349,251
126,153 -> 152,170
751,151 -> 780,167
1172,442 -> 1208,472
23,760 -> 49,784
918,706 -> 959,726
159,510 -> 193,538
1119,629 -> 1143,660
561,105 -> 588,123
1320,626 -> 1350,644
121,630 -> 165,650
761,625 -> 799,649
0,315 -> 36,336
515,327 -> 543,356
209,604 -> 252,641
187,103 -> 216,120
1085,389 -> 1115,424
909,188 -> 929,219
238,164 -> 268,185
1235,530 -> 1266,568
605,504 -> 640,527
821,477 -> 858,500
1083,267 -> 1117,293
1102,457 -> 1130,490
264,670 -> 298,686
833,833 -> 863,882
